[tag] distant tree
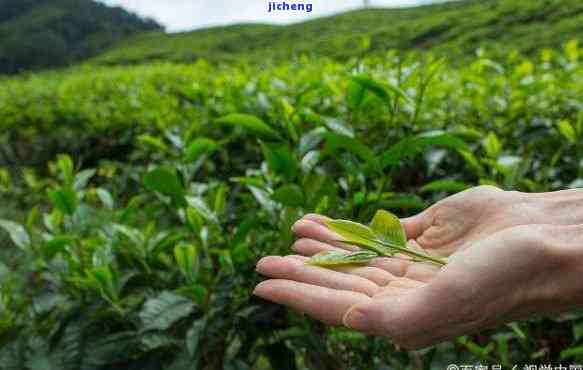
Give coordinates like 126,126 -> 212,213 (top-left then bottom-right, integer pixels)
363,0 -> 371,8
0,0 -> 162,74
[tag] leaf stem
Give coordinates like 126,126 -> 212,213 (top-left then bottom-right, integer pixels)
377,240 -> 447,266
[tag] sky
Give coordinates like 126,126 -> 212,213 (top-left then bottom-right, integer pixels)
97,0 -> 438,32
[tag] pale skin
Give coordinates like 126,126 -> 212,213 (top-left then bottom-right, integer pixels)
253,186 -> 583,349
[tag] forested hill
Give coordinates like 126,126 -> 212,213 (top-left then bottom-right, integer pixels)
96,0 -> 583,66
0,0 -> 161,74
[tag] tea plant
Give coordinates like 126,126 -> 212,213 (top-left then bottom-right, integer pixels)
309,210 -> 447,267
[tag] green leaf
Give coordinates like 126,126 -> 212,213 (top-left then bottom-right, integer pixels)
216,113 -> 281,139
325,219 -> 379,250
420,180 -> 470,193
49,187 -> 78,215
186,196 -> 219,225
184,138 -> 219,162
176,285 -> 207,305
323,133 -> 380,172
381,132 -> 468,168
574,322 -> 583,341
186,318 -> 207,357
96,188 -> 115,210
272,185 -> 305,207
347,79 -> 367,111
42,235 -> 75,259
376,194 -> 427,211
0,219 -> 30,249
351,74 -> 389,102
308,250 -> 378,266
321,116 -> 354,137
56,154 -> 75,186
174,244 -> 199,284
557,119 -> 577,144
141,334 -> 177,351
484,132 -> 502,158
351,74 -> 412,105
139,291 -> 194,331
369,210 -> 406,247
137,134 -> 168,153
73,169 -> 96,190
213,184 -> 228,217
560,346 -> 583,360
143,167 -> 186,207
87,265 -> 121,303
261,143 -> 299,180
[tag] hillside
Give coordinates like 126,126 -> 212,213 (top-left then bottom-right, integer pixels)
0,0 -> 161,74
96,0 -> 583,66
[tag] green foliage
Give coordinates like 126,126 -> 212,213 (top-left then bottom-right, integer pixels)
2,37 -> 583,369
95,0 -> 583,66
0,0 -> 160,74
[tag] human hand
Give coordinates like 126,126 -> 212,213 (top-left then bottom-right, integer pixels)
396,185 -> 583,256
254,218 -> 583,348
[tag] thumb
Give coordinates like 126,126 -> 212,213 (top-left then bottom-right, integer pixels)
400,209 -> 433,240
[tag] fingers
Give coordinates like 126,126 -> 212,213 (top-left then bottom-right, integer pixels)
291,238 -> 344,256
292,219 -> 358,251
256,256 -> 381,296
253,279 -> 370,325
301,213 -> 330,225
287,255 -> 397,287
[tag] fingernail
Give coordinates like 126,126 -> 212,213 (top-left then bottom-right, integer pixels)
291,220 -> 302,233
343,307 -> 370,331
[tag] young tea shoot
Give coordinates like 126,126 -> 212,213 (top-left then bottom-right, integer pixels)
308,210 -> 448,267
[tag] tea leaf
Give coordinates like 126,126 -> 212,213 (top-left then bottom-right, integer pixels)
139,291 -> 194,331
216,113 -> 281,139
96,188 -> 115,210
325,219 -> 377,249
308,250 -> 378,266
49,187 -> 78,215
174,244 -> 199,284
420,180 -> 469,193
381,133 -> 468,168
0,219 -> 31,249
184,138 -> 219,163
143,167 -> 186,207
272,184 -> 304,207
261,143 -> 299,180
556,120 -> 577,144
73,169 -> 96,190
369,210 -> 407,247
56,154 -> 75,186
137,134 -> 168,153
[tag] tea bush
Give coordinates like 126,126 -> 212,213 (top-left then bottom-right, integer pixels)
1,42 -> 583,369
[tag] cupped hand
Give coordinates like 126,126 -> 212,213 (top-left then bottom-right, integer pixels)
254,212 -> 582,348
393,185 -> 540,256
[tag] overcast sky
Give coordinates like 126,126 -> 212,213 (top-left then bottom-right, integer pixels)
97,0 -> 438,32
